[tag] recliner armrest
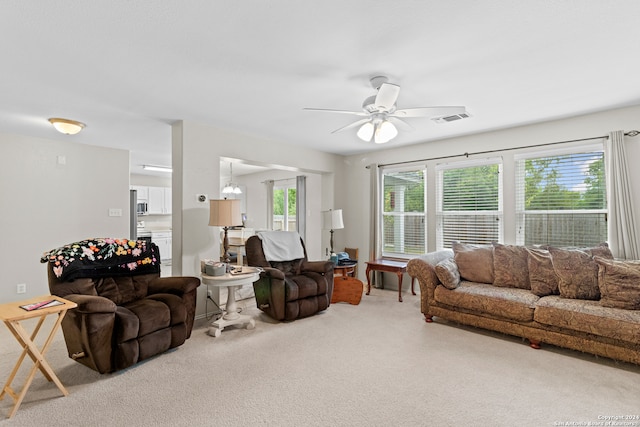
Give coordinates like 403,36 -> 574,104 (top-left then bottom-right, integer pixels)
261,267 -> 285,280
148,276 -> 200,296
63,294 -> 117,313
301,260 -> 334,275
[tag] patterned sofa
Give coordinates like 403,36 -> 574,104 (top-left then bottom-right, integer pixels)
407,242 -> 640,365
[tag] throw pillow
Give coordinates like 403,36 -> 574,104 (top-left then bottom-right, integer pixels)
525,248 -> 559,296
452,241 -> 494,284
548,247 -> 600,300
594,257 -> 640,310
583,242 -> 614,259
492,243 -> 530,289
435,258 -> 461,290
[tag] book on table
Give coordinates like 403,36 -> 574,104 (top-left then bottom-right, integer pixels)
20,299 -> 64,311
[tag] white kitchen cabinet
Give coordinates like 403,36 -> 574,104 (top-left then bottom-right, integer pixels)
152,231 -> 172,261
131,185 -> 148,202
147,186 -> 172,215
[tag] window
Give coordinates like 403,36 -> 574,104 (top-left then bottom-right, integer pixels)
273,184 -> 296,231
436,158 -> 503,248
515,145 -> 606,247
381,167 -> 426,257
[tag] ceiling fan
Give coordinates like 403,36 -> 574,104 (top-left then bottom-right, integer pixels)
304,76 -> 469,144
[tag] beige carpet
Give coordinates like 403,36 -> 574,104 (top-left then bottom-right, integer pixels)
1,288 -> 639,427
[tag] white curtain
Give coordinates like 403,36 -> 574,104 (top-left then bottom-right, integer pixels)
265,180 -> 274,230
368,164 -> 382,285
605,130 -> 640,259
296,175 -> 306,241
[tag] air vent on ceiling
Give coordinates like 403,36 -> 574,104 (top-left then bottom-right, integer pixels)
431,112 -> 471,124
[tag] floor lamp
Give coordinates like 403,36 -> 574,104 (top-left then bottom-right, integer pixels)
322,209 -> 344,256
209,199 -> 243,264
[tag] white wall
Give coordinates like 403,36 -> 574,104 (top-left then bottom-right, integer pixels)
0,133 -> 130,303
341,105 -> 640,277
130,173 -> 171,188
172,120 -> 343,317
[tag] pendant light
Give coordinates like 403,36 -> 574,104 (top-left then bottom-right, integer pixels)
222,163 -> 242,195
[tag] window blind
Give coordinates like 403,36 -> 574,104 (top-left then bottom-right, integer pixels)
436,158 -> 503,248
515,146 -> 607,246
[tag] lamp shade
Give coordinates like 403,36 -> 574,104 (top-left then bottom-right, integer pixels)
357,122 -> 374,142
374,120 -> 398,144
209,199 -> 243,227
322,209 -> 344,230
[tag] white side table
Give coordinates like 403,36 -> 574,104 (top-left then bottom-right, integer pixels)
201,269 -> 260,337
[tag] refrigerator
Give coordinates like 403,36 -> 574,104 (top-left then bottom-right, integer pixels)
130,189 -> 138,240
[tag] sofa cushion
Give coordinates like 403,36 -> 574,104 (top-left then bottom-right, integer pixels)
452,242 -> 494,284
594,257 -> 640,310
94,274 -> 152,305
271,259 -> 303,276
525,248 -> 559,297
435,258 -> 461,289
434,281 -> 539,322
124,298 -> 171,337
548,247 -> 600,300
492,243 -> 530,289
534,295 -> 640,345
284,272 -> 328,301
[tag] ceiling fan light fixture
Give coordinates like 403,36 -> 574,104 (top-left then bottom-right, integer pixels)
374,120 -> 398,144
357,122 -> 374,142
48,117 -> 85,135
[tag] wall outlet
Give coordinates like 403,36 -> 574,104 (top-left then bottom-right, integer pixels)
207,289 -> 213,298
16,283 -> 26,294
108,208 -> 122,217
197,194 -> 208,203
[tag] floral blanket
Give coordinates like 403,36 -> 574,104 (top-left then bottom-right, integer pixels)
41,238 -> 160,281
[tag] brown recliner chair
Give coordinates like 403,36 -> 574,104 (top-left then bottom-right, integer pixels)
245,234 -> 334,321
42,238 -> 200,374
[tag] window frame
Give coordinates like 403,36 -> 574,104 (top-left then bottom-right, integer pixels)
273,182 -> 296,232
380,165 -> 427,258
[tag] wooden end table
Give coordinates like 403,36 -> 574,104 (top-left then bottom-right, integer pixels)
333,262 -> 357,277
365,259 -> 416,302
0,295 -> 77,418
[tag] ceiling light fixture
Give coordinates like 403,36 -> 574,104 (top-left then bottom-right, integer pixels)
142,164 -> 172,173
48,118 -> 85,135
356,116 -> 398,144
375,120 -> 398,144
222,163 -> 242,195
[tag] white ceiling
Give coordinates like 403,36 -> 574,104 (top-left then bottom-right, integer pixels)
2,1 -> 640,176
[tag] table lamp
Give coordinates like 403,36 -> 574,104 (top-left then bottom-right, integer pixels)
209,199 -> 243,263
322,208 -> 344,255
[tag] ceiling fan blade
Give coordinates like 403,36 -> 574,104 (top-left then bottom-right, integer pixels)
391,106 -> 466,118
374,83 -> 400,111
331,118 -> 371,134
388,117 -> 413,132
303,108 -> 368,117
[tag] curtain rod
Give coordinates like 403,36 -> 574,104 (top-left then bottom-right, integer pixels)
260,177 -> 299,184
373,130 -> 639,169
